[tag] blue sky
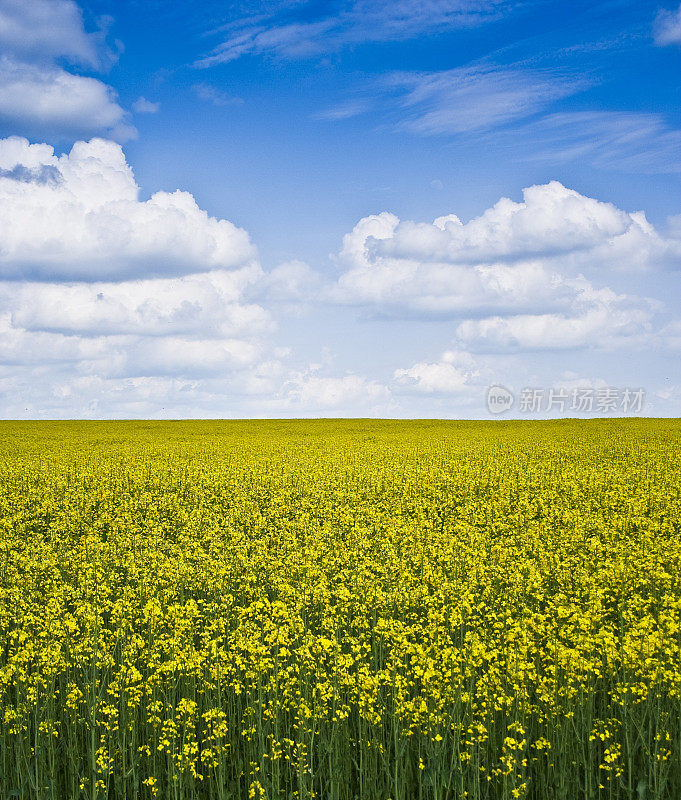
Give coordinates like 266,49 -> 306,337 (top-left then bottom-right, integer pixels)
0,0 -> 679,418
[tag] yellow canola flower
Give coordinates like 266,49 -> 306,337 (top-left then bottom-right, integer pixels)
0,418 -> 679,799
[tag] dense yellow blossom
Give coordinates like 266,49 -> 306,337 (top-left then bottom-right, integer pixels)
0,418 -> 679,799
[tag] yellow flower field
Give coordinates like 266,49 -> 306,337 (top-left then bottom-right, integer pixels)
0,419 -> 679,799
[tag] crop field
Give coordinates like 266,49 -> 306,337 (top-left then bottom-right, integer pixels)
0,419 -> 679,800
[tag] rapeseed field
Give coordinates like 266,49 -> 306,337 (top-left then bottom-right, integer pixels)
0,419 -> 679,800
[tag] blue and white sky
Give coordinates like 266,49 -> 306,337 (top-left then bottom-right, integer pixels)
0,0 -> 679,418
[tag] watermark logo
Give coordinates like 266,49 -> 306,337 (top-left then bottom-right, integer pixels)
486,384 -> 514,414
485,385 -> 646,415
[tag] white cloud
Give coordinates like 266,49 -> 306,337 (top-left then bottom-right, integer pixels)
0,315 -> 260,380
333,183 -> 680,316
261,260 -> 321,302
654,4 -> 681,45
0,370 -> 267,419
386,64 -> 588,135
332,182 -> 677,353
197,1 -> 505,66
0,311 -> 109,365
394,350 -> 479,394
454,285 -> 656,352
658,319 -> 681,349
0,136 -> 257,280
0,134 -> 395,418
320,64 -> 676,175
1,270 -> 270,337
0,1 -> 130,139
193,83 -> 243,107
0,0 -> 101,67
315,100 -> 372,121
0,124 -> 677,416
281,372 -> 390,409
518,111 -> 681,175
121,337 -> 261,378
342,182 -> 666,267
551,372 -> 609,392
654,384 -> 681,405
338,210 -> 399,268
0,134 -> 289,412
132,97 -> 160,114
0,57 -> 133,141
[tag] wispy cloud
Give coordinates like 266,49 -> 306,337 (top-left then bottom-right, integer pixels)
385,63 -> 590,135
317,59 -> 678,176
197,0 -> 513,66
193,83 -> 244,107
518,111 -> 681,174
654,3 -> 681,46
132,97 -> 160,114
314,99 -> 372,121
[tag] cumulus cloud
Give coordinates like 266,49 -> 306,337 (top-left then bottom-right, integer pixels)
0,58 -> 134,141
260,260 -> 322,302
0,137 -> 257,280
1,271 -> 270,337
0,0 -> 130,139
0,134 -> 391,418
281,372 -> 391,409
1,128 -> 677,416
332,181 -> 678,353
0,133 -> 293,415
393,350 -> 479,394
338,182 -> 677,272
120,337 -> 262,378
654,4 -> 681,45
0,0 -> 102,67
0,279 -> 274,380
454,285 -> 657,352
0,369 -> 287,419
0,311 -> 109,365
